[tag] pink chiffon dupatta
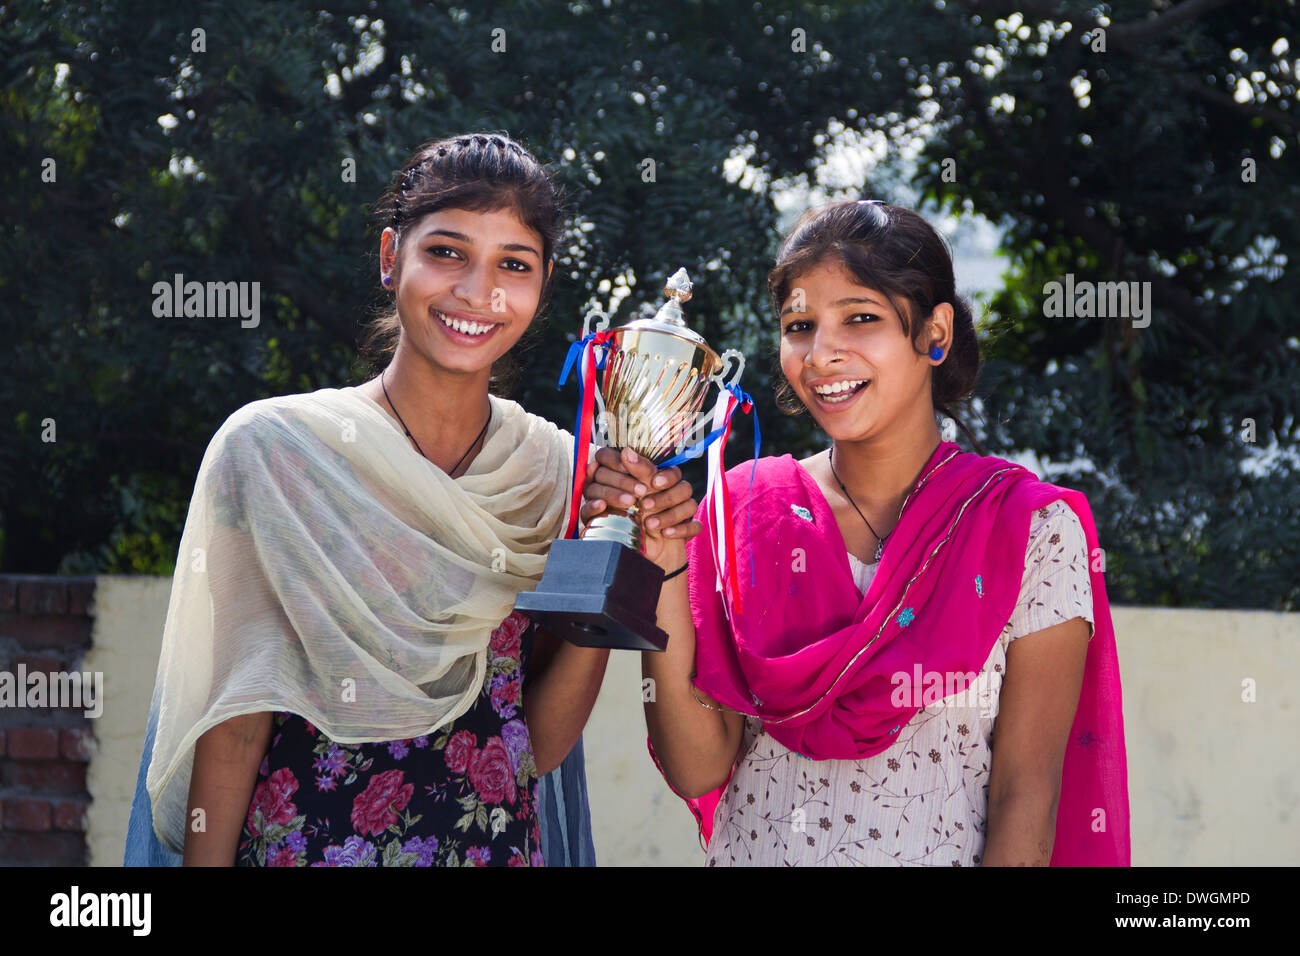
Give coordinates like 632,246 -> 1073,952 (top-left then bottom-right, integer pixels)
650,442 -> 1130,865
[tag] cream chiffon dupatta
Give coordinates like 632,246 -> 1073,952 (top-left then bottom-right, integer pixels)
146,386 -> 572,853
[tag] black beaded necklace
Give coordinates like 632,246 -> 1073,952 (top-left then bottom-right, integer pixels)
380,366 -> 490,478
829,444 -> 896,563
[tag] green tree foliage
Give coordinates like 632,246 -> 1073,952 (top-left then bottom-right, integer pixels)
1,0 -> 1295,607
908,0 -> 1299,609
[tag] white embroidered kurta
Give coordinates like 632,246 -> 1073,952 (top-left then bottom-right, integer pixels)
704,499 -> 1095,867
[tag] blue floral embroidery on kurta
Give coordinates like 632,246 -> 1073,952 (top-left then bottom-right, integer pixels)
790,504 -> 813,522
897,607 -> 915,628
975,574 -> 984,597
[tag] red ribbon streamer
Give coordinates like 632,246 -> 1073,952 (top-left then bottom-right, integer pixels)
565,331 -> 613,539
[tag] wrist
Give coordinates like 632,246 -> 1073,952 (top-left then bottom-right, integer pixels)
652,540 -> 688,574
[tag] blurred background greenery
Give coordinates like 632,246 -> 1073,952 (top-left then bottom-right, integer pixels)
2,0 -> 1296,608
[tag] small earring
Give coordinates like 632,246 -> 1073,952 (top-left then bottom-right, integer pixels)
929,345 -> 944,361
382,275 -> 392,288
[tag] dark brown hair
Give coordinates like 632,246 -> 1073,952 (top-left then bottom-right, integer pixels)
767,200 -> 983,451
361,132 -> 565,394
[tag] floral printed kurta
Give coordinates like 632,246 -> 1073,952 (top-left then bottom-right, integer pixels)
705,500 -> 1095,866
236,610 -> 543,867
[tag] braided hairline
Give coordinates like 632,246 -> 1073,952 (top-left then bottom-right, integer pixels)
390,135 -> 527,225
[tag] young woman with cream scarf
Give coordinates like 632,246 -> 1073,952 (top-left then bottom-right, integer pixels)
125,133 -> 701,866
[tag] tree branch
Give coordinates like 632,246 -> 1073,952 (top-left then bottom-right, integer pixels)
1107,0 -> 1237,48
959,0 -> 1236,49
960,0 -> 1066,21
1175,75 -> 1300,133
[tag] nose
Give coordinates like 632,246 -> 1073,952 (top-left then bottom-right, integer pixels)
803,322 -> 845,371
452,259 -> 495,312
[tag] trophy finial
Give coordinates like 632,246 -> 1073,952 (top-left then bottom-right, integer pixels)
653,268 -> 693,326
665,268 -> 692,303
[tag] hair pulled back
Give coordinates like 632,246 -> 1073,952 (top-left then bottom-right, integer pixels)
361,132 -> 564,394
767,200 -> 983,451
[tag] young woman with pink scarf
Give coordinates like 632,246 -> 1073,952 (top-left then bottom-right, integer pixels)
582,200 -> 1129,866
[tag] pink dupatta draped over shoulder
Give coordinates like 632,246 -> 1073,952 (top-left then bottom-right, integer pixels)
649,442 -> 1130,865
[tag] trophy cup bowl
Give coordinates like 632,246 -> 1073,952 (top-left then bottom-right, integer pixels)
514,268 -> 744,651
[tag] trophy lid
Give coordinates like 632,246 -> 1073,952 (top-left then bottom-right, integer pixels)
618,268 -> 709,346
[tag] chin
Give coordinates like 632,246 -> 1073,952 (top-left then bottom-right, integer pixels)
820,422 -> 869,442
440,356 -> 501,376
413,344 -> 498,378
812,410 -> 877,439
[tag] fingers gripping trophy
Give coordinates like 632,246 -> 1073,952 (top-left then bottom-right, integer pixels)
515,268 -> 752,651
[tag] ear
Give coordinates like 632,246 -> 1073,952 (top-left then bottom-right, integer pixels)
926,302 -> 955,360
380,227 -> 399,277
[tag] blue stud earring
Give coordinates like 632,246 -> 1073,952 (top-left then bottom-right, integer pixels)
929,345 -> 944,361
382,275 -> 392,288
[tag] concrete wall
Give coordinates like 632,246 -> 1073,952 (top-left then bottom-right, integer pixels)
1116,608 -> 1297,866
85,576 -> 1299,866
82,576 -> 173,868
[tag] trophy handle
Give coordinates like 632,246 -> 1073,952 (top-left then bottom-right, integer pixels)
710,348 -> 745,388
582,307 -> 613,431
582,307 -> 610,339
578,309 -> 614,442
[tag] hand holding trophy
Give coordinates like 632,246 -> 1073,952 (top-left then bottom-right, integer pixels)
514,268 -> 752,651
580,446 -> 701,567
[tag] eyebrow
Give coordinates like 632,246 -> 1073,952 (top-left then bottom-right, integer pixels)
779,294 -> 887,317
419,228 -> 541,258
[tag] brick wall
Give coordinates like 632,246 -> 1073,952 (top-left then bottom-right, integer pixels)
0,575 -> 97,866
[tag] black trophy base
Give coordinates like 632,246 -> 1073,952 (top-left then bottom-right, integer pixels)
514,537 -> 668,651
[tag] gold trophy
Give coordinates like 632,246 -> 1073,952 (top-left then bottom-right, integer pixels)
515,268 -> 744,651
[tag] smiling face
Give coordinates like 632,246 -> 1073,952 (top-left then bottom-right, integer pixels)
778,259 -> 952,444
380,205 -> 551,379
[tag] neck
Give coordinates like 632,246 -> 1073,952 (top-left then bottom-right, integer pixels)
829,413 -> 943,530
370,342 -> 493,472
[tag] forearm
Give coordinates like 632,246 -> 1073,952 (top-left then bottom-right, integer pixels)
981,790 -> 1058,866
642,542 -> 740,799
523,635 -> 610,777
182,711 -> 273,866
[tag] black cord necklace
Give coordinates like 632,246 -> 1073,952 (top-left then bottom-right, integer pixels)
381,366 -> 490,478
829,444 -> 895,563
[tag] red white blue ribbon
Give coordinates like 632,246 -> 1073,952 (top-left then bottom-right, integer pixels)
704,384 -> 758,617
557,329 -> 615,540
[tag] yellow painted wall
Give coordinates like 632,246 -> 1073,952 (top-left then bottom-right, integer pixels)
83,575 -> 172,868
86,576 -> 1299,866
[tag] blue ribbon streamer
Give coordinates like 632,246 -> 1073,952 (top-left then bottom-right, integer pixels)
659,382 -> 761,591
660,383 -> 759,468
558,332 -> 609,392
659,423 -> 729,468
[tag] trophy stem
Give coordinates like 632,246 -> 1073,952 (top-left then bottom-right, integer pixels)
582,509 -> 643,552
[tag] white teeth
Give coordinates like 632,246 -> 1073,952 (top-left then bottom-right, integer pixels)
812,379 -> 866,396
437,310 -> 495,336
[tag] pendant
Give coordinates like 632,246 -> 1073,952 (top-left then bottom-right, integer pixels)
874,540 -> 885,563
